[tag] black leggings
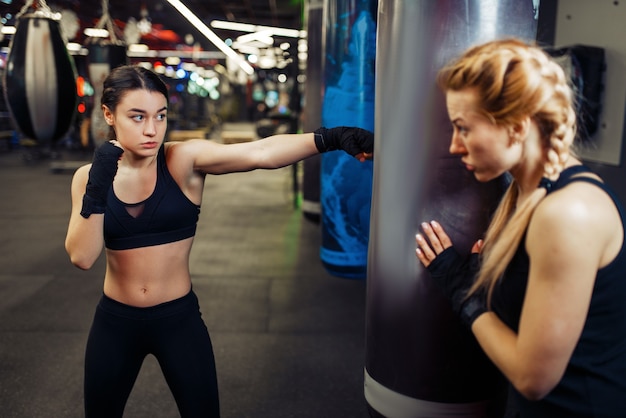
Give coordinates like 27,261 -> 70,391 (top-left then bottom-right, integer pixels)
84,290 -> 219,418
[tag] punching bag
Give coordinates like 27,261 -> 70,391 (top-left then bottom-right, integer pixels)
87,42 -> 128,147
319,0 -> 377,279
301,0 -> 324,224
3,7 -> 77,145
365,1 -> 539,417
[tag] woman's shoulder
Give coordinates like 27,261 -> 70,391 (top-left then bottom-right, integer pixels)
165,138 -> 230,174
162,140 -> 212,193
164,140 -> 198,164
537,177 -> 612,224
164,138 -> 218,159
530,174 -> 620,253
72,163 -> 91,181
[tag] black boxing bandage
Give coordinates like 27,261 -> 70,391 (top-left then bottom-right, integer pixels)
313,126 -> 374,156
80,142 -> 123,218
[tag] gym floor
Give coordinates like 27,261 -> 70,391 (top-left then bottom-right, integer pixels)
0,123 -> 369,417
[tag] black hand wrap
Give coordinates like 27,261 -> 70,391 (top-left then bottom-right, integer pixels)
313,126 -> 374,156
427,247 -> 487,328
80,142 -> 123,218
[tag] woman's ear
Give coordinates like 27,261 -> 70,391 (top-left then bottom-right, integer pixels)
508,117 -> 531,144
102,105 -> 114,126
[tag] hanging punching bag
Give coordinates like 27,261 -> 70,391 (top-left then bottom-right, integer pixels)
3,7 -> 77,145
301,0 -> 324,224
87,42 -> 128,147
319,0 -> 377,279
365,1 -> 539,417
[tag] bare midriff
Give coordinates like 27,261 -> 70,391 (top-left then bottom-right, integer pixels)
103,237 -> 195,307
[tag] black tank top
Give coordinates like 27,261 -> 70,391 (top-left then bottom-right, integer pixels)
491,165 -> 626,417
104,145 -> 200,250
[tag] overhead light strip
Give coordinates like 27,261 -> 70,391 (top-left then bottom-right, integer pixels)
127,49 -> 226,60
210,20 -> 305,39
236,30 -> 274,45
164,0 -> 254,75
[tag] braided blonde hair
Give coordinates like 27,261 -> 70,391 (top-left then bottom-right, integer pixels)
437,39 -> 578,304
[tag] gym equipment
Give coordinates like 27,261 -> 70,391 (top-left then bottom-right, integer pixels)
319,0 -> 377,279
3,0 -> 77,145
301,0 -> 324,223
366,0 -> 539,416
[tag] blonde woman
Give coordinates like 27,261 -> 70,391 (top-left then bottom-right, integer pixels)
415,39 -> 626,417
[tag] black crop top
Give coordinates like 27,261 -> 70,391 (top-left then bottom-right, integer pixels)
104,145 -> 200,250
491,165 -> 626,417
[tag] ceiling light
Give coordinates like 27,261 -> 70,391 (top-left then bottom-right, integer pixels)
66,47 -> 88,56
259,55 -> 277,69
210,20 -> 256,33
84,28 -> 109,38
126,49 -> 225,60
211,20 -> 305,39
165,56 -> 181,66
232,41 -> 270,50
164,0 -> 254,75
128,43 -> 149,52
236,30 -> 273,45
233,44 -> 261,55
66,42 -> 81,51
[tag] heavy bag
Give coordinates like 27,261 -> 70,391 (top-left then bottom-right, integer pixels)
87,42 -> 128,146
319,0 -> 377,279
3,10 -> 77,144
301,0 -> 324,224
365,0 -> 539,416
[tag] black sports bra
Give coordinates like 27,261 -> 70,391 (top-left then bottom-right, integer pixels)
104,145 -> 200,250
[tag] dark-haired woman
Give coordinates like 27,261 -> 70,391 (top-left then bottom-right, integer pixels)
65,65 -> 373,417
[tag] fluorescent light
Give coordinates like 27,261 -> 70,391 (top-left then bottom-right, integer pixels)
232,40 -> 271,50
84,28 -> 109,38
210,21 -> 257,32
1,26 -> 16,35
165,56 -> 181,65
236,30 -> 273,45
66,42 -> 83,52
128,43 -> 149,52
232,44 -> 261,55
164,0 -> 254,75
126,49 -> 226,60
211,20 -> 305,39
